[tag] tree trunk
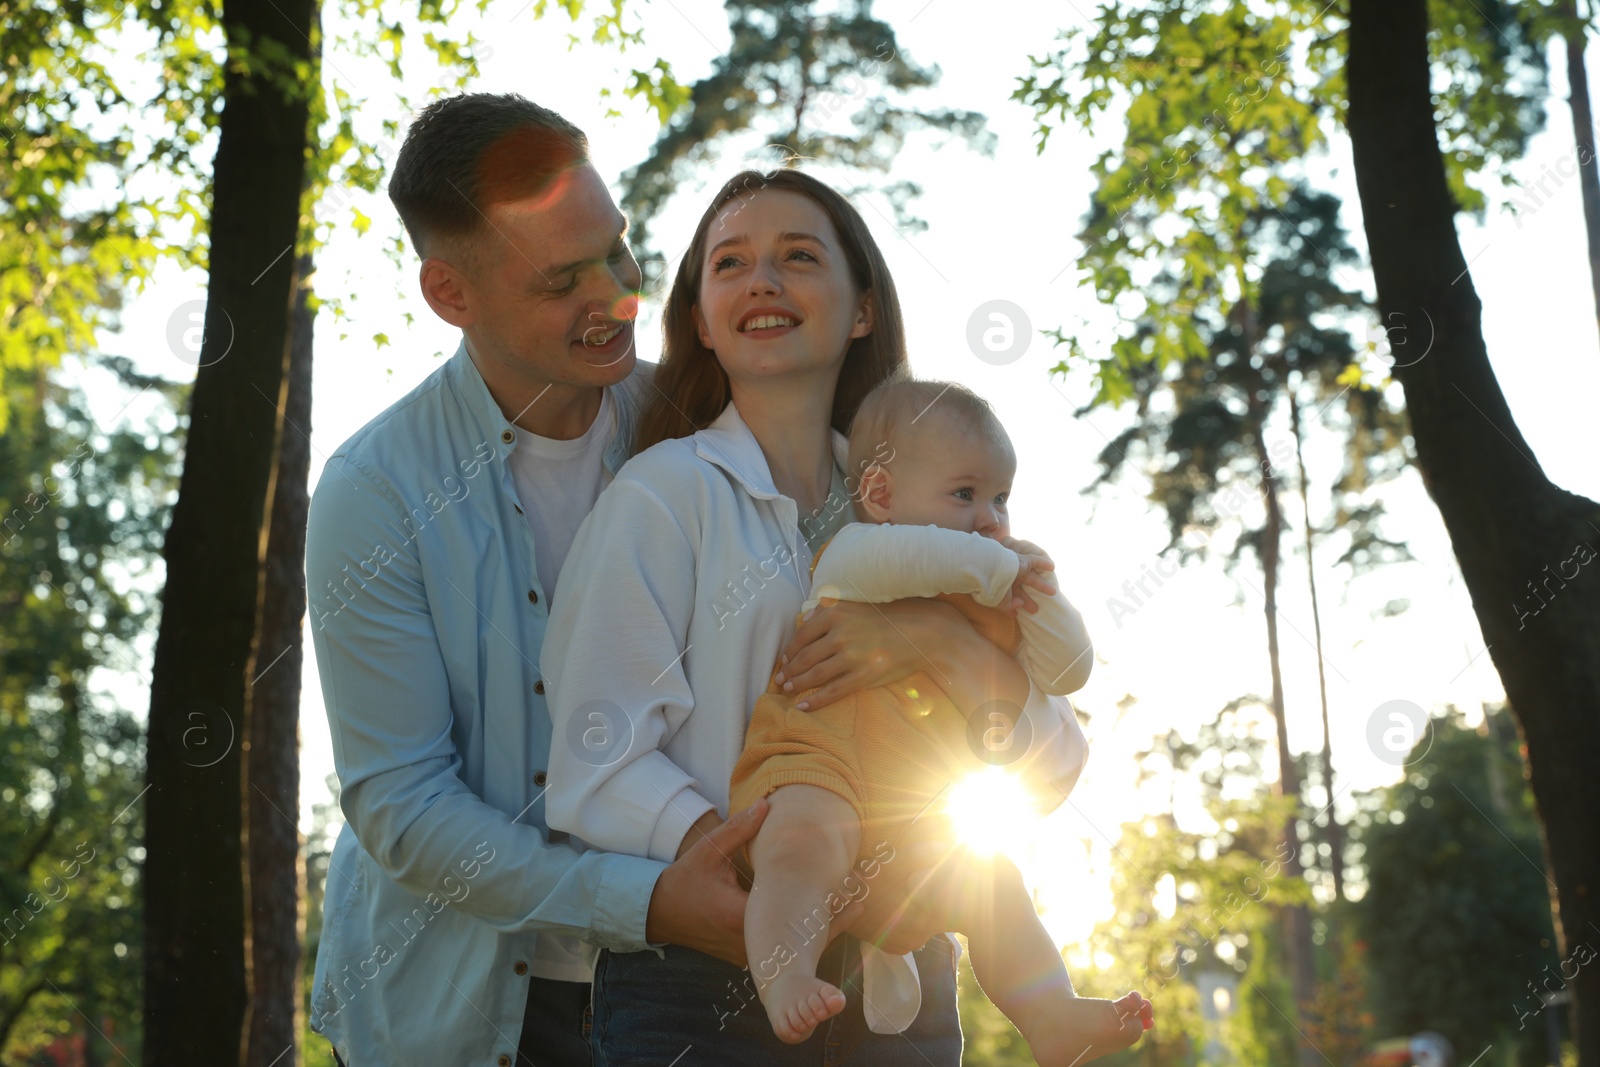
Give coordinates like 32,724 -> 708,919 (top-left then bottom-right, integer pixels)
1348,5 -> 1600,1066
141,0 -> 314,1060
1561,0 -> 1600,337
1288,386 -> 1343,903
1244,358 -> 1320,1067
241,253 -> 314,1067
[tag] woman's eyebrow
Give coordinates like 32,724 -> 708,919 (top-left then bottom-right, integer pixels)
706,231 -> 826,260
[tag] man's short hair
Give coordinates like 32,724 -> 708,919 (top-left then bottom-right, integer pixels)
388,93 -> 589,263
847,377 -> 1013,489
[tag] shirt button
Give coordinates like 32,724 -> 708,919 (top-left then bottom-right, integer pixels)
498,1056 -> 511,1066
534,680 -> 545,695
513,961 -> 528,976
501,429 -> 514,444
533,770 -> 548,787
527,589 -> 539,605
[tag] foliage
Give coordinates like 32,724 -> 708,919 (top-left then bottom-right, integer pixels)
0,2 -> 216,433
1014,0 -> 1548,407
0,357 -> 183,1059
1076,705 -> 1314,1066
617,0 -> 995,275
1081,184 -> 1410,579
1351,707 -> 1561,1066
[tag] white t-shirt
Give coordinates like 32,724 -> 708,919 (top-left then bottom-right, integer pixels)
508,387 -> 616,608
508,386 -> 616,981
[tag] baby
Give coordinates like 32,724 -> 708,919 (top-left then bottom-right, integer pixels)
728,378 -> 1153,1062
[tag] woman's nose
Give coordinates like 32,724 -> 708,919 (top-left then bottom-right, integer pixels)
748,257 -> 782,295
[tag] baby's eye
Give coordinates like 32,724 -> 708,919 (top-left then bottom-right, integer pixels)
953,487 -> 974,501
995,493 -> 1009,507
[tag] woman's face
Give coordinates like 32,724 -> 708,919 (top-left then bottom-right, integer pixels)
692,188 -> 873,388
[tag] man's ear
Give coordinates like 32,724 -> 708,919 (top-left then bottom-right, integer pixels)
856,461 -> 893,522
419,257 -> 474,329
849,289 -> 875,339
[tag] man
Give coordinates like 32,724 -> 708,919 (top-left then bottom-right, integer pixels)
306,92 -> 1083,1066
306,94 -> 750,1066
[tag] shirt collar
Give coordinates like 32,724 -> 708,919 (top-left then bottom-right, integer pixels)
445,340 -> 640,474
693,400 -> 849,501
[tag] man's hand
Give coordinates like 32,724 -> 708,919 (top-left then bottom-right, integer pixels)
646,801 -> 767,967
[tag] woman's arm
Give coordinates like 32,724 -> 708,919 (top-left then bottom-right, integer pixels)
544,478 -> 715,862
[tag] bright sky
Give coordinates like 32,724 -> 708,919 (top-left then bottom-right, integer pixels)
85,0 -> 1600,954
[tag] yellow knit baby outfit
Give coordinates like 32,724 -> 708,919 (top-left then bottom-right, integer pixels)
728,539 -> 1022,860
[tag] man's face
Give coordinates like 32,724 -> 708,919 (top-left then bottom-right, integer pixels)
439,163 -> 643,391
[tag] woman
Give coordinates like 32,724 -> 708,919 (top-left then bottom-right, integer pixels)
543,169 -> 1086,1065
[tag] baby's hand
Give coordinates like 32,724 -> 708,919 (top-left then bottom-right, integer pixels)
1001,536 -> 1057,615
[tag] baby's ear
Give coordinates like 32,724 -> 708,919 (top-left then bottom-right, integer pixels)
857,461 -> 893,521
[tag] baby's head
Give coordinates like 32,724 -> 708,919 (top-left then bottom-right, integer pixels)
847,377 -> 1016,539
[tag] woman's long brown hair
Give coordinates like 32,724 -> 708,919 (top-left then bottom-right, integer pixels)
633,169 -> 909,453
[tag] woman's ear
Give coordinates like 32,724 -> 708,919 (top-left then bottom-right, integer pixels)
692,304 -> 714,349
856,461 -> 893,522
849,289 -> 875,339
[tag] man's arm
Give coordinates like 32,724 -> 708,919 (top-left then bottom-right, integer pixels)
307,459 -> 663,949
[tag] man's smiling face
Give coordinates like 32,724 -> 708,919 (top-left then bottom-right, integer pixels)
435,162 -> 643,393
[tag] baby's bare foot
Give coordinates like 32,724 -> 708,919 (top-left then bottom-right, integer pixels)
1025,991 -> 1152,1066
759,972 -> 847,1044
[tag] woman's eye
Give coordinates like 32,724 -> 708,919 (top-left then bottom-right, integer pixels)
711,255 -> 741,272
787,248 -> 817,262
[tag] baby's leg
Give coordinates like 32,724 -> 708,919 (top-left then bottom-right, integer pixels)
964,859 -> 1150,1065
745,784 -> 863,1044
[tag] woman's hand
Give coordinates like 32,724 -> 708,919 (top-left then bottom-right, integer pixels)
778,596 -> 1031,719
775,597 -> 965,711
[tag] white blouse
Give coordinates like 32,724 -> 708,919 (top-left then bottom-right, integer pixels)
542,399 -> 1090,863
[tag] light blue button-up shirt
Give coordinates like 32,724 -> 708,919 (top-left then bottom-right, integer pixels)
305,345 -> 664,1067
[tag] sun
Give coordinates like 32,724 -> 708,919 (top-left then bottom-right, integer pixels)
945,767 -> 1040,859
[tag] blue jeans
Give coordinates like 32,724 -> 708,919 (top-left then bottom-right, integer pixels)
591,934 -> 962,1067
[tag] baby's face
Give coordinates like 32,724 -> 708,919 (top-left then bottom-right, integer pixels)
884,417 -> 1016,539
